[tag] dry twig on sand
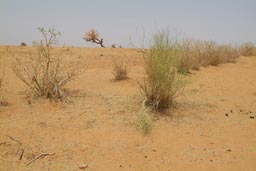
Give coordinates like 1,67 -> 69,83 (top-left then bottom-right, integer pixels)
5,135 -> 25,161
26,153 -> 55,166
5,135 -> 22,145
19,149 -> 24,160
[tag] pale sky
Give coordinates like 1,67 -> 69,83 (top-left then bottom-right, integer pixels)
0,0 -> 255,47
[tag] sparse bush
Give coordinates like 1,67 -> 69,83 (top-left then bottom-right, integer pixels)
83,29 -> 105,47
20,42 -> 27,46
13,27 -> 79,100
177,39 -> 195,74
217,44 -> 240,63
202,42 -> 240,66
113,60 -> 129,81
177,40 -> 220,73
176,40 -> 240,73
201,41 -> 224,66
141,30 -> 184,110
240,42 -> 255,56
193,40 -> 211,69
111,44 -> 116,48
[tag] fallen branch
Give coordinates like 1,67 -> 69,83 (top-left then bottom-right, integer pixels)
26,152 -> 55,166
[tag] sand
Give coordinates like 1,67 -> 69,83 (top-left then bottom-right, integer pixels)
0,46 -> 256,171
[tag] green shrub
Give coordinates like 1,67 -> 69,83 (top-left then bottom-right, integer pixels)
141,30 -> 184,110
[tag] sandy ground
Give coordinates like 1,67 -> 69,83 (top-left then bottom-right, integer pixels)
0,46 -> 256,171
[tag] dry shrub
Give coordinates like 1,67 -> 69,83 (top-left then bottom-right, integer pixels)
176,40 -> 240,74
192,40 -> 225,67
177,39 -> 202,74
84,29 -> 99,41
203,41 -> 221,66
141,30 -> 184,110
187,40 -> 206,70
113,60 -> 129,81
83,29 -> 105,47
217,44 -> 240,63
177,40 -> 193,74
240,42 -> 255,56
13,27 -> 79,100
201,42 -> 240,66
177,40 -> 220,74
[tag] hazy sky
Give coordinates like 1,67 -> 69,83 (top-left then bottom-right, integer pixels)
0,0 -> 255,47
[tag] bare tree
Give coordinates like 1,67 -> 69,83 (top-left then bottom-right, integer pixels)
83,29 -> 105,47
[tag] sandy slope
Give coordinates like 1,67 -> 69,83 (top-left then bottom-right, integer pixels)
0,46 -> 256,171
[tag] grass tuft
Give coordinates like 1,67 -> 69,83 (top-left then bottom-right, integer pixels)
113,60 -> 129,81
137,104 -> 153,135
141,30 -> 184,110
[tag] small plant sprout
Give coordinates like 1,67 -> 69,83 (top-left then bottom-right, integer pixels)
137,99 -> 153,135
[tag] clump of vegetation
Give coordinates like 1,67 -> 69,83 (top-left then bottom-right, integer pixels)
112,60 -> 129,81
20,42 -> 27,46
201,41 -> 240,66
141,30 -> 184,110
201,41 -> 223,66
111,44 -> 116,48
0,70 -> 8,106
240,42 -> 255,56
83,29 -> 105,47
13,27 -> 79,100
176,40 -> 240,74
136,101 -> 153,135
176,39 -> 195,74
217,44 -> 240,63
